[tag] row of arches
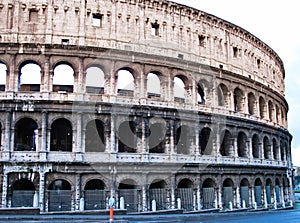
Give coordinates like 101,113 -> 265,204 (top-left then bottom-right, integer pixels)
9,175 -> 290,212
8,117 -> 289,162
0,60 -> 287,126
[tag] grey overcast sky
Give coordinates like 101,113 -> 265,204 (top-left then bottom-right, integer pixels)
171,0 -> 300,165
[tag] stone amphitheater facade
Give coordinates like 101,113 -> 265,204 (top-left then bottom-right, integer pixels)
0,0 -> 293,213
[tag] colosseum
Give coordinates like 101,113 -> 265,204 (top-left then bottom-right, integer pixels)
0,0 -> 293,213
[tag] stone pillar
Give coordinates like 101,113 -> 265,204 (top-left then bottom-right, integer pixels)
10,116 -> 15,154
263,186 -> 268,208
110,115 -> 116,153
233,138 -> 238,158
39,170 -> 45,212
169,121 -> 175,155
251,186 -> 255,207
75,174 -> 81,211
236,186 -> 241,208
197,181 -> 202,210
248,139 -> 253,159
40,111 -> 48,161
280,186 -> 285,207
1,170 -> 8,207
170,175 -> 176,209
3,110 -> 12,160
75,112 -> 83,161
142,185 -> 147,211
218,185 -> 223,210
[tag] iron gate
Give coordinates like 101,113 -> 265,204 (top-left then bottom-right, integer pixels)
176,188 -> 194,211
48,190 -> 72,212
84,190 -> 107,210
240,186 -> 250,207
149,188 -> 169,210
202,187 -> 215,209
118,189 -> 140,213
12,190 -> 34,207
254,186 -> 262,206
223,186 -> 233,209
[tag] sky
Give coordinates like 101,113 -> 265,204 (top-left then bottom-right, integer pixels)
172,0 -> 300,165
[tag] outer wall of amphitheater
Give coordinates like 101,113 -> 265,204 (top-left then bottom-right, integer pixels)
0,0 -> 293,213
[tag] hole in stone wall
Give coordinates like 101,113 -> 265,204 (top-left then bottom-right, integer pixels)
92,13 -> 103,27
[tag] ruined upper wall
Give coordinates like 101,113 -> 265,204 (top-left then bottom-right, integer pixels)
0,0 -> 285,95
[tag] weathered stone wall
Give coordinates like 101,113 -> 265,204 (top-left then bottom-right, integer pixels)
0,0 -> 285,95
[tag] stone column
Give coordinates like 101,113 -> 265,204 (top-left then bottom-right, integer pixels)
197,178 -> 202,210
75,174 -> 81,211
1,169 -> 8,207
75,112 -> 83,157
170,175 -> 176,209
236,186 -> 241,208
110,114 -> 116,153
280,186 -> 285,207
250,186 -> 255,207
218,185 -> 223,210
9,116 -> 15,154
263,186 -> 268,208
169,120 -> 175,155
3,110 -> 12,160
142,184 -> 147,211
39,170 -> 46,212
40,111 -> 48,161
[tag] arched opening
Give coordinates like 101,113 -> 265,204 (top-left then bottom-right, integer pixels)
220,130 -> 232,156
273,138 -> 279,160
85,119 -> 105,152
118,179 -> 140,213
263,136 -> 271,159
118,121 -> 137,153
177,179 -> 194,211
53,63 -> 74,92
149,180 -> 168,210
217,84 -> 230,108
237,131 -> 248,158
117,69 -> 134,96
266,178 -> 273,205
0,62 -> 7,91
50,118 -> 72,152
202,178 -> 215,209
248,92 -> 256,115
240,179 -> 250,207
85,66 -> 105,94
174,75 -> 186,102
234,88 -> 244,112
147,72 -> 161,98
199,127 -> 212,155
84,179 -> 107,210
268,101 -> 274,122
197,82 -> 205,104
148,122 -> 166,153
11,179 -> 35,207
176,125 -> 192,155
259,97 -> 266,119
252,134 -> 260,158
254,178 -> 263,207
18,62 -> 41,92
222,178 -> 234,209
48,179 -> 72,211
14,118 -> 38,151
